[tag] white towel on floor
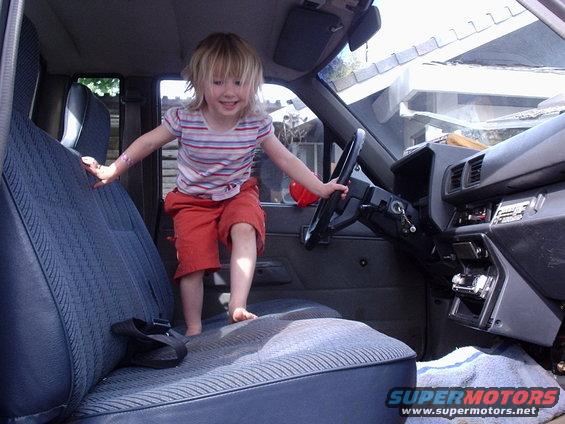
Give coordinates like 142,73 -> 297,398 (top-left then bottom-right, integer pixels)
404,343 -> 565,424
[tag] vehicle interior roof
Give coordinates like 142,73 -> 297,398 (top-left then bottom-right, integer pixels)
24,0 -> 366,80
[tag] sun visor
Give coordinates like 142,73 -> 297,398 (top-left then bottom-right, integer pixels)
348,6 -> 381,51
274,7 -> 342,72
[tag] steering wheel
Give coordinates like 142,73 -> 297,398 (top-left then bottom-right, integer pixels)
304,128 -> 365,250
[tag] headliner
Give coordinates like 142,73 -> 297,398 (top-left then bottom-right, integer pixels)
24,0 -> 368,81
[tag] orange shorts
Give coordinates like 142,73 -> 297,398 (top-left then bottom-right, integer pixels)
163,178 -> 266,281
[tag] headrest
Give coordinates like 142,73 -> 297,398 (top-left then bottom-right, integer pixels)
61,83 -> 110,164
13,17 -> 40,115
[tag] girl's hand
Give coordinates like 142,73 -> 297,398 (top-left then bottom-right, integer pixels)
319,178 -> 349,199
81,156 -> 119,188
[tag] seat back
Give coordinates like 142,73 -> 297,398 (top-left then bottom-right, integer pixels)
12,18 -> 40,116
0,19 -> 172,423
59,81 -> 173,331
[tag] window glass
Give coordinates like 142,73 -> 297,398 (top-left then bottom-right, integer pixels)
319,0 -> 565,159
77,77 -> 120,165
256,84 -> 325,203
159,80 -> 189,197
159,81 -> 327,203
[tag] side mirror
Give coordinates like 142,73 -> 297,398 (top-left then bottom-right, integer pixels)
348,6 -> 381,51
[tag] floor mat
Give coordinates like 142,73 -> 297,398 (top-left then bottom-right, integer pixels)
403,343 -> 565,423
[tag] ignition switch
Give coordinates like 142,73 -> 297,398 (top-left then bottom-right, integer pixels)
390,200 -> 416,233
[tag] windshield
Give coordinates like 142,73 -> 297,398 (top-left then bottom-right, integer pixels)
320,0 -> 565,159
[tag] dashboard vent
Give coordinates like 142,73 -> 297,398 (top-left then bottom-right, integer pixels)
448,164 -> 464,193
467,156 -> 484,186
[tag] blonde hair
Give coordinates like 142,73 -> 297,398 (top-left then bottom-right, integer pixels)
182,33 -> 264,117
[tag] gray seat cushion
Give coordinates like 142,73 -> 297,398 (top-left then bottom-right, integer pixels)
199,298 -> 341,332
70,318 -> 415,423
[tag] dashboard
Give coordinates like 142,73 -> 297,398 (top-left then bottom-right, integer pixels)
387,113 -> 565,346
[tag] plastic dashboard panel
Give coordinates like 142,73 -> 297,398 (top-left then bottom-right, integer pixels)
390,113 -> 565,346
391,143 -> 477,233
443,113 -> 565,204
438,112 -> 565,301
490,181 -> 565,300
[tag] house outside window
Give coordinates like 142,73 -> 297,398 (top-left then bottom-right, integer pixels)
320,0 -> 565,159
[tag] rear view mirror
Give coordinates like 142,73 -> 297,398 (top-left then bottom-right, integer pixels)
348,6 -> 381,51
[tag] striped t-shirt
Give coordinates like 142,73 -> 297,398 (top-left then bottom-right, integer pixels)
163,107 -> 273,200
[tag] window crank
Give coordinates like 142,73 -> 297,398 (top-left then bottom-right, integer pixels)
390,200 -> 416,233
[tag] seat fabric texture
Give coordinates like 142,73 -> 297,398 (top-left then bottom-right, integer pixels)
200,298 -> 341,332
0,15 -> 417,423
70,318 -> 415,423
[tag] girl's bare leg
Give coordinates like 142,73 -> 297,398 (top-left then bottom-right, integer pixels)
229,223 -> 258,323
179,270 -> 205,335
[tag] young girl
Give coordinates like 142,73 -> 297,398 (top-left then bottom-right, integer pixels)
83,33 -> 347,336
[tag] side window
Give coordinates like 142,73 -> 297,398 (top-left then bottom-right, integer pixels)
160,80 -> 190,197
77,77 -> 120,165
158,80 -> 326,203
256,84 -> 326,203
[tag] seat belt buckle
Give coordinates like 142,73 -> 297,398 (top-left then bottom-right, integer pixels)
149,318 -> 172,334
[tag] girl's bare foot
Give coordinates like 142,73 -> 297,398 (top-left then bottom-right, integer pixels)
230,307 -> 258,323
185,323 -> 202,336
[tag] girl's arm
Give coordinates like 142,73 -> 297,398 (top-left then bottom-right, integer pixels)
82,124 -> 176,188
261,134 -> 348,199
